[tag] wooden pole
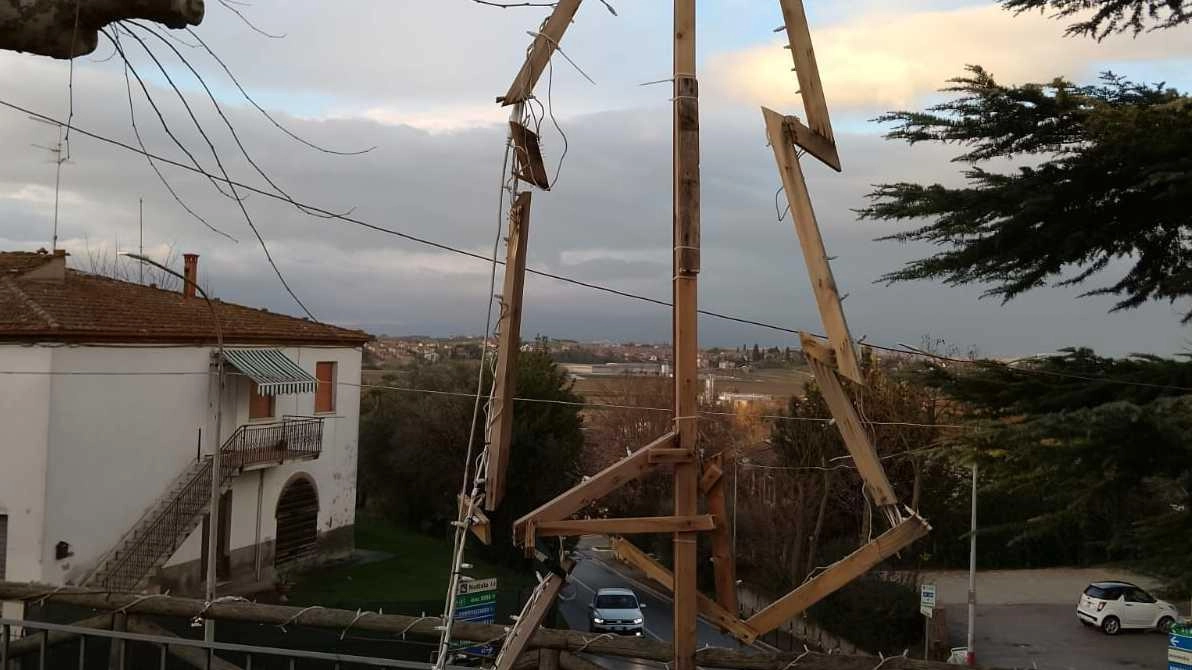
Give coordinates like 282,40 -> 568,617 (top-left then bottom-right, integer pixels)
0,583 -> 989,670
672,1 -> 700,669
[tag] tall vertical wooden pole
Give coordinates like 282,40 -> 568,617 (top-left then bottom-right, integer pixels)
672,1 -> 699,669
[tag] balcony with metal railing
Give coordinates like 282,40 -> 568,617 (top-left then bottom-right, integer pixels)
220,416 -> 324,470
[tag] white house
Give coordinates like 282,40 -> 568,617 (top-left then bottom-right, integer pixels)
0,250 -> 369,618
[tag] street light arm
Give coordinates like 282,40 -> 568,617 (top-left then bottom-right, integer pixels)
120,251 -> 224,642
119,252 -> 222,347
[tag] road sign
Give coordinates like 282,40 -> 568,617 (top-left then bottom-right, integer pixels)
1171,624 -> 1192,670
920,583 -> 937,618
452,578 -> 499,659
458,578 -> 498,595
455,590 -> 498,608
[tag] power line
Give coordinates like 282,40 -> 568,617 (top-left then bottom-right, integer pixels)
3,100 -> 1190,395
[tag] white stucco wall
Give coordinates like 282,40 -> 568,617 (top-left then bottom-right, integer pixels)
0,346 -> 52,586
0,342 -> 361,587
43,345 -> 213,583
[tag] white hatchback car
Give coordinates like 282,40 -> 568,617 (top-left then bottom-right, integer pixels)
1076,581 -> 1179,635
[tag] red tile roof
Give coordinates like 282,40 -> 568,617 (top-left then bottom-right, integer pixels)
0,251 -> 370,346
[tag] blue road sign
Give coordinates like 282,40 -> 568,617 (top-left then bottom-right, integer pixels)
455,603 -> 496,622
1170,625 -> 1192,670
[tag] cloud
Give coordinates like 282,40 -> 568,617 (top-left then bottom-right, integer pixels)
705,4 -> 1192,112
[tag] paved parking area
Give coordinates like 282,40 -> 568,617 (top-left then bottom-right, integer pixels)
947,604 -> 1168,670
920,568 -> 1181,669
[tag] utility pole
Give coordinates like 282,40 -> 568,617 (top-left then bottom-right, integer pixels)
966,461 -> 978,666
138,198 -> 144,284
672,1 -> 700,669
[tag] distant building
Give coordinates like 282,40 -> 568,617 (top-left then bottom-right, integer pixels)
0,250 -> 369,617
718,392 -> 775,409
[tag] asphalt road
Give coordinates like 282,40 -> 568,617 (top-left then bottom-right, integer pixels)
557,545 -> 752,670
946,604 -> 1171,670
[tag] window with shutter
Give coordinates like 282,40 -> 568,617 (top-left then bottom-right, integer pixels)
315,362 -> 336,413
249,380 -> 275,419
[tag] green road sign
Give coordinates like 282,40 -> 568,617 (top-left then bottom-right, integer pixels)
455,591 -> 497,608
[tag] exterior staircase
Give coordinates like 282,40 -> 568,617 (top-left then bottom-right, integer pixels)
82,417 -> 323,593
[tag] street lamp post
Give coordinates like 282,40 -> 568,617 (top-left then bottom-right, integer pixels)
966,461 -> 978,666
121,253 -> 223,643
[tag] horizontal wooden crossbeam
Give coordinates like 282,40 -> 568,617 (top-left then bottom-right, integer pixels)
745,515 -> 930,635
650,448 -> 696,464
536,515 -> 715,537
515,431 -> 676,546
611,537 -> 758,644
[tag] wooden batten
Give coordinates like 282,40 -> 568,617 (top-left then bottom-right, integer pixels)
777,0 -> 835,146
763,106 -> 863,384
610,537 -> 757,644
513,432 -> 676,543
493,572 -> 570,670
805,356 -> 899,509
510,122 -> 552,191
535,515 -> 715,538
461,494 -> 493,545
699,461 -> 723,493
499,0 -> 584,105
649,448 -> 696,465
744,515 -> 930,635
798,332 -> 836,367
785,115 -> 840,172
485,192 -> 533,511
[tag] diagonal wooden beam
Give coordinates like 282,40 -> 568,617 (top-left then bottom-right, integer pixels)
745,515 -> 930,635
801,338 -> 898,510
499,0 -> 584,105
485,191 -> 533,512
763,106 -> 862,384
536,515 -> 715,537
777,0 -> 835,146
493,570 -> 570,670
514,431 -> 676,545
703,454 -> 738,614
610,537 -> 757,644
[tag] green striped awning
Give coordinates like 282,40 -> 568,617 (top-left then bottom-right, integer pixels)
223,348 -> 317,396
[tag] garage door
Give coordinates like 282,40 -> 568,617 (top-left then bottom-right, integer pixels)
275,478 -> 318,569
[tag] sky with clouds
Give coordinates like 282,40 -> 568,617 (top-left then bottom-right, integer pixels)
1,0 -> 1190,357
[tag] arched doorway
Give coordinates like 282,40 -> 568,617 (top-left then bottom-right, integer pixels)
275,475 -> 318,570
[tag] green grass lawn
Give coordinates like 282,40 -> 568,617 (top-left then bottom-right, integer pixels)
286,518 -> 534,612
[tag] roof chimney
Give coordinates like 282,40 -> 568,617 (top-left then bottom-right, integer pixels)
183,253 -> 198,299
25,248 -> 67,282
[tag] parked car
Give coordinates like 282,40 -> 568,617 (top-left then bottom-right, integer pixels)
1076,581 -> 1179,635
589,587 -> 645,636
946,647 -> 968,664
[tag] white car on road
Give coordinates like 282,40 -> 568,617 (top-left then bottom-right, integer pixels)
589,588 -> 645,636
1076,581 -> 1179,635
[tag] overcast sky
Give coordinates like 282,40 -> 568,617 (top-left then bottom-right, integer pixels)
1,1 -> 1190,357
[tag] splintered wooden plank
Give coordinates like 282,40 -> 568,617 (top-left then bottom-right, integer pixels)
786,115 -> 840,173
777,0 -> 835,144
513,431 -> 676,544
535,515 -> 715,537
610,537 -> 758,644
798,331 -> 836,368
703,454 -> 738,614
462,495 -> 493,545
763,106 -> 862,384
510,122 -> 552,191
802,338 -> 898,509
745,516 -> 930,635
493,573 -> 568,670
499,0 -> 584,105
485,192 -> 533,511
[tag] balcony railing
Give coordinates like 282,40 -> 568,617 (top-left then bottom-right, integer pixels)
221,416 -> 324,469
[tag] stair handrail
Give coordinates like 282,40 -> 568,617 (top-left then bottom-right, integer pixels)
78,455 -> 211,587
98,456 -> 237,592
